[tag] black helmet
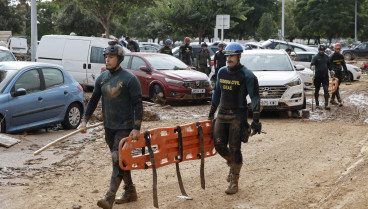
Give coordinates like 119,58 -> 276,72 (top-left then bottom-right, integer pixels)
201,42 -> 208,47
318,44 -> 326,51
103,41 -> 125,71
218,43 -> 225,48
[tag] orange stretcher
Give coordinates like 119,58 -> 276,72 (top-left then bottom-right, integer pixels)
328,77 -> 339,94
118,120 -> 216,208
118,120 -> 216,170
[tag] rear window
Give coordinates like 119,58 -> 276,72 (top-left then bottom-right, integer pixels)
241,54 -> 293,71
90,47 -> 105,64
0,50 -> 16,61
42,68 -> 64,89
144,55 -> 189,70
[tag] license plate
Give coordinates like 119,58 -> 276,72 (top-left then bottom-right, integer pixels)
191,89 -> 205,94
261,99 -> 278,106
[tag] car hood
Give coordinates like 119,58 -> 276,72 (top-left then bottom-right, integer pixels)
252,71 -> 299,86
160,70 -> 208,81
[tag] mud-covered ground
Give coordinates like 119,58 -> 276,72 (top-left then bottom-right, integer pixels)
1,71 -> 368,209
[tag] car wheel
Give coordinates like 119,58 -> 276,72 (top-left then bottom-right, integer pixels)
61,103 -> 82,130
302,96 -> 306,109
0,115 -> 5,133
344,53 -> 353,60
151,84 -> 166,104
348,71 -> 354,81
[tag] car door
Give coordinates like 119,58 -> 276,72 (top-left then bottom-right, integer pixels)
40,67 -> 67,119
62,39 -> 90,86
88,46 -> 105,84
356,43 -> 368,58
8,68 -> 47,128
129,56 -> 151,96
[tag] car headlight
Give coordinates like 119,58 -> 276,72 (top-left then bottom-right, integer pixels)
285,78 -> 302,87
165,78 -> 184,85
353,67 -> 360,72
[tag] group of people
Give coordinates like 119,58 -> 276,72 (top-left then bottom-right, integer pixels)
80,40 -> 261,209
311,43 -> 348,109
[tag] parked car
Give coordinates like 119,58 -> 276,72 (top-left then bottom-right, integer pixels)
0,62 -> 84,133
261,39 -> 317,53
120,53 -> 212,102
290,51 -> 362,81
244,42 -> 263,50
139,42 -> 161,53
342,42 -> 368,60
7,37 -> 28,54
240,50 -> 305,111
36,35 -> 130,87
0,46 -> 16,62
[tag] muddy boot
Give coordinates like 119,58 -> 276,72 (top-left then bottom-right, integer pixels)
226,167 -> 233,183
225,164 -> 242,195
338,99 -> 343,107
97,191 -> 115,209
115,184 -> 137,204
330,99 -> 337,105
315,99 -> 320,108
324,98 -> 330,110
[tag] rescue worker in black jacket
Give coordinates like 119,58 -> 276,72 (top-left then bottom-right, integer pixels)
213,43 -> 226,83
125,36 -> 140,52
208,43 -> 262,195
311,45 -> 333,110
196,42 -> 211,76
329,43 -> 348,106
159,39 -> 173,55
80,41 -> 143,209
179,37 -> 194,66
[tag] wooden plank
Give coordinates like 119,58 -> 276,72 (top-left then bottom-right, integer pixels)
0,134 -> 21,148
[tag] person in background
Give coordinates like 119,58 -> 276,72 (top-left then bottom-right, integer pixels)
179,37 -> 194,66
159,39 -> 173,55
125,36 -> 140,52
196,42 -> 211,76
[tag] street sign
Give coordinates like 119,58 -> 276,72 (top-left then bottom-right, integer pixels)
216,15 -> 230,29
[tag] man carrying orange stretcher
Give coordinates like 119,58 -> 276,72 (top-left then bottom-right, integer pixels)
208,43 -> 262,194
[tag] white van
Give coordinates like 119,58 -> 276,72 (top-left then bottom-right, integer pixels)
7,37 -> 28,54
36,35 -> 130,87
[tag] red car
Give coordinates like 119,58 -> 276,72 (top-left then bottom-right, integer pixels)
103,53 -> 212,102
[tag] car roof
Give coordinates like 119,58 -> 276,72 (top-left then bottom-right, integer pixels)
242,49 -> 287,55
0,61 -> 63,71
291,51 -> 315,55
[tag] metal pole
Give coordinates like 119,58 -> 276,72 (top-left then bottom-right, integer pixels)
221,16 -> 224,41
355,0 -> 357,42
282,0 -> 285,40
31,0 -> 38,62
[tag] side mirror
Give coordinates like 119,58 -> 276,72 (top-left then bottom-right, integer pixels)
295,65 -> 305,71
140,66 -> 150,72
13,88 -> 27,97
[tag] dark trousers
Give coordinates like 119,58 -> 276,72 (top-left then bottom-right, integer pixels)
314,75 -> 329,105
331,72 -> 343,101
213,112 -> 248,166
104,128 -> 133,196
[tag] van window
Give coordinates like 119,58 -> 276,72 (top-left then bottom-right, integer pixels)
42,68 -> 64,89
14,69 -> 41,93
131,57 -> 147,71
90,47 -> 105,64
121,56 -> 130,68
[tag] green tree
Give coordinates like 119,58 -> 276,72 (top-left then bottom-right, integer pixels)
54,3 -> 104,36
284,0 -> 299,42
0,0 -> 22,33
153,0 -> 251,43
74,0 -> 154,37
257,13 -> 277,40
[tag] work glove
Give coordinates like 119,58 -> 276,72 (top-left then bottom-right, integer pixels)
251,121 -> 262,135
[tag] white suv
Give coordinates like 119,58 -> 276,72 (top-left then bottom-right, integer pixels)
241,50 -> 305,111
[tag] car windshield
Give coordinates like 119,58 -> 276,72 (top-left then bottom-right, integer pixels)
240,54 -> 293,71
0,69 -> 17,93
145,55 -> 190,70
0,50 -> 16,61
